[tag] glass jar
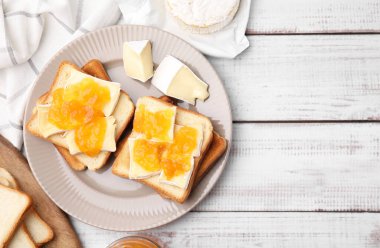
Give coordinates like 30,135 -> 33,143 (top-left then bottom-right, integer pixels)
106,236 -> 161,248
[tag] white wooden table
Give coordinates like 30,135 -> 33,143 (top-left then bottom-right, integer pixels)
72,1 -> 380,247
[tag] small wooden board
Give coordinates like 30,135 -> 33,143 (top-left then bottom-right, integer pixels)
0,135 -> 81,248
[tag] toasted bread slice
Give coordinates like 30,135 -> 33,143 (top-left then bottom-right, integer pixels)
112,96 -> 214,203
26,60 -> 135,170
0,185 -> 32,247
7,225 -> 36,248
0,168 -> 54,246
0,175 -> 35,248
23,211 -> 53,246
115,103 -> 228,186
194,131 -> 227,184
0,175 -> 36,248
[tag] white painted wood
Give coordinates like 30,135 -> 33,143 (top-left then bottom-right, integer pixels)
196,123 -> 380,211
247,0 -> 380,33
72,212 -> 380,248
211,35 -> 380,121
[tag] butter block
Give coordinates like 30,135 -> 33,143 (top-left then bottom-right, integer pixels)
128,137 -> 162,179
65,69 -> 121,117
37,104 -> 65,138
66,116 -> 116,155
159,156 -> 194,189
152,55 -> 209,105
123,40 -> 154,83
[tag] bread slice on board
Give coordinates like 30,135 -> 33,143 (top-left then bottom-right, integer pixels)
23,211 -> 53,246
26,60 -> 135,170
0,168 -> 54,246
7,225 -> 36,248
0,173 -> 36,248
0,184 -> 32,247
112,96 -> 214,203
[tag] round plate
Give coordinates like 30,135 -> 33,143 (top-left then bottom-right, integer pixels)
23,25 -> 232,231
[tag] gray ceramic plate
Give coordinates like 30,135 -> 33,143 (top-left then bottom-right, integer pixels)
23,25 -> 232,231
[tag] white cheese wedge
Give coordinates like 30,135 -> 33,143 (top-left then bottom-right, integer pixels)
64,69 -> 121,117
152,55 -> 209,105
65,116 -> 116,155
128,138 -> 162,179
174,124 -> 203,157
159,156 -> 194,189
37,104 -> 65,138
158,124 -> 202,189
123,40 -> 154,83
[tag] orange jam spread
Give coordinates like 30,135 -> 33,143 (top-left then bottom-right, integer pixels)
74,116 -> 107,156
133,104 -> 175,141
132,126 -> 198,179
133,139 -> 167,172
161,126 -> 198,179
48,78 -> 111,156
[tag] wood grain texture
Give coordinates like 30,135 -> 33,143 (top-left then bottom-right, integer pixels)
247,0 -> 380,34
0,136 -> 82,248
72,212 -> 380,248
211,35 -> 380,121
195,123 -> 380,211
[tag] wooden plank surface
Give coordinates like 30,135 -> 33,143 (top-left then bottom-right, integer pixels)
211,35 -> 380,121
195,123 -> 380,211
72,212 -> 380,248
247,0 -> 380,34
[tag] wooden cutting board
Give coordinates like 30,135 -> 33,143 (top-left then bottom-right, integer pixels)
0,135 -> 82,248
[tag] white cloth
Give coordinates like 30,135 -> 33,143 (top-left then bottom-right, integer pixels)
0,0 -> 250,149
117,0 -> 250,58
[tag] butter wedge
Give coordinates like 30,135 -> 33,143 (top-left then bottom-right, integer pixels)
123,40 -> 154,82
152,55 -> 209,105
37,104 -> 65,138
66,116 -> 116,155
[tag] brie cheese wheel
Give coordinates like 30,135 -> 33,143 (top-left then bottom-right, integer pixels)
152,55 -> 209,105
128,138 -> 162,179
166,0 -> 240,34
123,40 -> 154,83
37,104 -> 65,138
66,116 -> 116,155
159,156 -> 194,189
64,69 -> 121,117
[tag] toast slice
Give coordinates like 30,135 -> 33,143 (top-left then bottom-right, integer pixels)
0,174 -> 35,248
112,96 -> 214,203
26,60 -> 135,170
7,225 -> 36,248
0,168 -> 54,246
115,99 -> 228,186
23,211 -> 53,246
0,185 -> 32,247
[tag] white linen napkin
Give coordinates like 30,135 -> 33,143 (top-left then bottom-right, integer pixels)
117,0 -> 251,58
0,0 -> 250,149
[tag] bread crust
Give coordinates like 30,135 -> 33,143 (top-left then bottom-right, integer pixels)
194,131 -> 227,185
25,209 -> 54,246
